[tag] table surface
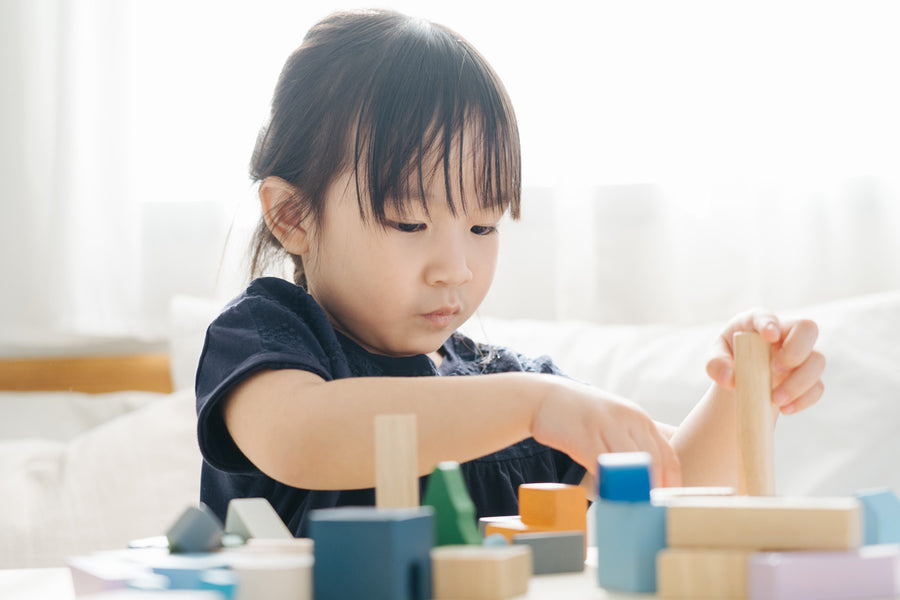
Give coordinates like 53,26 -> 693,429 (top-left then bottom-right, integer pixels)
0,554 -> 655,600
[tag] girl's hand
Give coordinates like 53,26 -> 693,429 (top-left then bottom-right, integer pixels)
706,311 -> 825,415
531,376 -> 682,488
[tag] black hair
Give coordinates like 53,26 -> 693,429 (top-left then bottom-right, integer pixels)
249,9 -> 521,286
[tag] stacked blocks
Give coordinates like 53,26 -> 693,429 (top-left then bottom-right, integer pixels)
658,496 -> 883,599
484,483 -> 587,543
430,545 -> 532,599
595,451 -> 666,594
423,461 -> 482,546
308,505 -> 434,600
856,487 -> 900,545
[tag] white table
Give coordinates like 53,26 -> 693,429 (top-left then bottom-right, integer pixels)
0,556 -> 655,599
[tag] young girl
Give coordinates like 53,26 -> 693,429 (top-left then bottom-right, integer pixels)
195,9 -> 824,535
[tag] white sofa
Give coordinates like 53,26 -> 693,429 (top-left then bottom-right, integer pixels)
2,290 -> 899,568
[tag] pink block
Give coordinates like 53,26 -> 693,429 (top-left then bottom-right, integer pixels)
748,544 -> 900,600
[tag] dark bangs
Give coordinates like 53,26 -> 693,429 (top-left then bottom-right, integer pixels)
249,10 -> 520,284
353,19 -> 521,223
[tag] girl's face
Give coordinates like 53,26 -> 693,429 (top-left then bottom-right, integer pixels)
302,162 -> 504,362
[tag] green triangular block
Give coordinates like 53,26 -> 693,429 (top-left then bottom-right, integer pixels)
423,461 -> 482,546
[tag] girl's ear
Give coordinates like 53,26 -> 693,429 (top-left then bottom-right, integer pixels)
259,177 -> 310,255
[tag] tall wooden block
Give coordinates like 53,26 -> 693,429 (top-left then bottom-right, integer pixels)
667,496 -> 862,551
225,497 -> 293,541
597,452 -> 652,502
375,414 -> 420,508
518,483 -> 587,531
309,506 -> 433,600
856,487 -> 900,545
657,548 -> 753,599
733,331 -> 777,496
595,499 -> 666,593
748,545 -> 900,600
423,461 -> 482,546
431,545 -> 531,599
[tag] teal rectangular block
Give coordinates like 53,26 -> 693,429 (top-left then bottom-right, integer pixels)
309,506 -> 434,600
856,488 -> 900,545
595,499 -> 666,593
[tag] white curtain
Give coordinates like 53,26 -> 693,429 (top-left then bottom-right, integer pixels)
2,1 -> 899,352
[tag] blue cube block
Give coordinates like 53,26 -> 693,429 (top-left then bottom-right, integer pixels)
597,452 -> 652,502
856,488 -> 900,545
309,506 -> 434,600
595,499 -> 666,594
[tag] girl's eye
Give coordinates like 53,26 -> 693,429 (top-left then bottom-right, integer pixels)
471,225 -> 497,236
390,221 -> 426,233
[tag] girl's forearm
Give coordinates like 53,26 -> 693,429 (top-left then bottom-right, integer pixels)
670,383 -> 740,487
224,369 -> 550,490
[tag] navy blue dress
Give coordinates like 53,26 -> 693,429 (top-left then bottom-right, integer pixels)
195,277 -> 585,536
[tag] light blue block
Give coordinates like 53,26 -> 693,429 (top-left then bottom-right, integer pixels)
856,488 -> 900,545
309,506 -> 434,600
595,499 -> 666,593
597,452 -> 652,502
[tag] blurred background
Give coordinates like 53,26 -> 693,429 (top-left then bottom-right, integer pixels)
2,0 -> 899,355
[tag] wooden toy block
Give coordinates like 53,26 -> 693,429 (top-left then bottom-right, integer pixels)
479,515 -> 522,537
196,569 -> 239,600
595,499 -> 667,594
856,487 -> 900,545
651,486 -> 736,502
484,516 -> 537,542
666,496 -> 862,551
241,537 -> 313,554
68,554 -> 151,596
423,461 -> 482,546
224,497 -> 293,541
518,482 -> 587,531
656,548 -> 753,599
226,553 -> 313,600
748,544 -> 900,600
375,414 -> 420,508
597,452 -> 652,501
431,545 -> 532,599
733,331 -> 777,496
148,555 -> 232,590
483,533 -> 510,547
166,504 -> 224,553
512,530 -> 585,574
309,506 -> 434,600
76,592 -> 223,599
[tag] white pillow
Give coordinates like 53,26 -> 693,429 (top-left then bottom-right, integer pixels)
0,389 -> 201,568
465,290 -> 900,498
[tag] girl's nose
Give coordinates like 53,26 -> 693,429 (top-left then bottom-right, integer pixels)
424,237 -> 473,287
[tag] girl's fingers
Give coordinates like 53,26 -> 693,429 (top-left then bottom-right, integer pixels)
780,380 -> 825,415
772,319 -> 820,374
771,350 -> 826,408
750,312 -> 782,344
706,356 -> 735,388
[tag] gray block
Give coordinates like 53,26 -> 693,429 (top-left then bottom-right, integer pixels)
512,530 -> 585,574
166,504 -> 223,553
